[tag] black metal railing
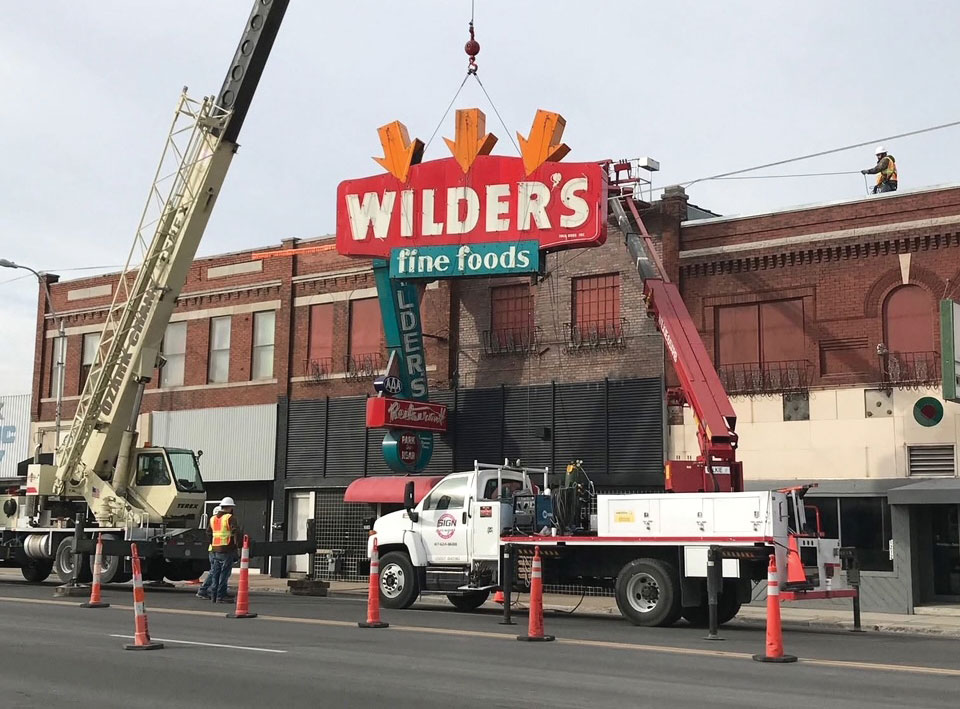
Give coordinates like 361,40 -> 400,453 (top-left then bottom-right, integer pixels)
304,357 -> 334,383
880,350 -> 940,387
481,327 -> 542,356
716,360 -> 813,395
343,352 -> 383,380
565,318 -> 627,351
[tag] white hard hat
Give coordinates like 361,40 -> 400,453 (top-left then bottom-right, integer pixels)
212,506 -> 222,515
219,496 -> 236,507
875,144 -> 887,155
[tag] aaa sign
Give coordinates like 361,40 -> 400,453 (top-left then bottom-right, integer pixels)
337,155 -> 607,259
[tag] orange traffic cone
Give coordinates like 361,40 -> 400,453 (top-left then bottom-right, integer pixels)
753,553 -> 796,663
123,543 -> 163,651
359,538 -> 389,629
80,533 -> 110,609
786,535 -> 807,585
517,546 -> 554,642
493,590 -> 504,604
227,535 -> 257,619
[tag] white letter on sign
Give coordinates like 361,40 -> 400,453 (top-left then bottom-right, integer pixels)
485,184 -> 510,232
517,182 -> 551,231
421,189 -> 443,236
400,189 -> 414,238
346,191 -> 396,241
446,187 -> 480,235
560,177 -> 589,228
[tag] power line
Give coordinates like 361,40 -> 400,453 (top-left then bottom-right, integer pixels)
714,170 -> 861,181
643,118 -> 960,192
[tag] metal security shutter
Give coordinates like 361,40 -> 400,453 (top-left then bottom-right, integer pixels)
502,385 -> 552,468
455,387 -> 503,469
908,445 -> 956,477
325,397 -> 367,480
365,426 -> 392,477
607,377 -> 664,488
554,382 -> 607,479
286,399 -> 326,477
425,389 -> 456,474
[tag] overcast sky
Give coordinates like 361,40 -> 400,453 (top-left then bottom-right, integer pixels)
2,0 -> 959,395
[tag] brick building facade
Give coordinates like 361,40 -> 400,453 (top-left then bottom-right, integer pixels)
30,226 -> 668,578
31,179 -> 960,610
664,183 -> 960,612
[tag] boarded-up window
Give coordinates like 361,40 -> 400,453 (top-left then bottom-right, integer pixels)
883,285 -> 934,352
49,337 -> 65,398
161,321 -> 187,388
80,332 -> 98,392
208,316 -> 232,384
819,338 -> 872,375
491,284 -> 534,340
572,273 -> 620,333
716,304 -> 760,365
252,311 -> 276,380
348,298 -> 383,358
309,303 -> 334,369
715,299 -> 804,364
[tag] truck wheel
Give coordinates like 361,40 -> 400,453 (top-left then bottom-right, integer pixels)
89,552 -> 121,584
378,552 -> 419,609
682,583 -> 743,626
21,560 -> 53,583
86,533 -> 122,584
615,558 -> 682,627
54,538 -> 92,584
447,591 -> 490,612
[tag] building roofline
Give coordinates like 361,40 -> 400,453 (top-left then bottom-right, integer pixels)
53,233 -> 337,285
680,182 -> 960,228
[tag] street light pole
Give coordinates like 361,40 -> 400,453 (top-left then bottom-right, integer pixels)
0,259 -> 66,461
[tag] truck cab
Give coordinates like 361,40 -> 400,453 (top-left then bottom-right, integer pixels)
19,446 -> 206,529
372,463 -> 537,610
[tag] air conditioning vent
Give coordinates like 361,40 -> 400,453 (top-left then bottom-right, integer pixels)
907,445 -> 955,477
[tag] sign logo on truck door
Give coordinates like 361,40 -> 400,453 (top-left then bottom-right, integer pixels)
436,513 -> 457,540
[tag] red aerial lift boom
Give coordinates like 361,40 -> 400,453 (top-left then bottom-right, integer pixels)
606,165 -> 743,493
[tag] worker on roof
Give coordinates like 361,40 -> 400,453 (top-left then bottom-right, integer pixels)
861,145 -> 898,194
207,497 -> 240,604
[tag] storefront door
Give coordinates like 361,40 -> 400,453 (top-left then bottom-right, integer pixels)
931,505 -> 960,599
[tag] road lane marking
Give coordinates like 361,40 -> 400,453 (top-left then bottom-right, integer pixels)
2,595 -> 960,677
109,634 -> 286,654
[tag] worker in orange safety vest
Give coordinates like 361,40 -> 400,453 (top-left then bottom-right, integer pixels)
862,145 -> 898,194
207,497 -> 240,603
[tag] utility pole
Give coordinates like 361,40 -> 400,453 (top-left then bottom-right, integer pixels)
0,259 -> 66,460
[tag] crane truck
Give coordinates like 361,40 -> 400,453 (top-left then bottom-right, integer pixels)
0,0 -> 309,585
368,168 -> 857,626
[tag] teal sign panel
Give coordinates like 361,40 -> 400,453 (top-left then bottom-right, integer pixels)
372,259 -> 433,472
389,241 -> 540,279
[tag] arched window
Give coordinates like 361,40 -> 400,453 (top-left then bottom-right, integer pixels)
883,285 -> 934,353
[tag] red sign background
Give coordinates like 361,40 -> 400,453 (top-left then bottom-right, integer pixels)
337,155 -> 607,259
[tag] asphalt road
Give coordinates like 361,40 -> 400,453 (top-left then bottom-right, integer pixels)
0,580 -> 957,709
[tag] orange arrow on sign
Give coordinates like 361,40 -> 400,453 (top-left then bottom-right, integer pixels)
516,109 -> 571,176
373,121 -> 424,182
443,108 -> 498,174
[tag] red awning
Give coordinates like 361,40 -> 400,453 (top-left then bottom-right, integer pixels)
343,475 -> 445,504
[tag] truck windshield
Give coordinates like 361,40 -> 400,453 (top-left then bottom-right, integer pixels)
168,451 -> 205,493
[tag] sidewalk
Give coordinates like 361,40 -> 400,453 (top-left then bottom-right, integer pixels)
231,574 -> 960,639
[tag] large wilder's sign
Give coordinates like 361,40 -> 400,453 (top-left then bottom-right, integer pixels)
337,108 -> 605,473
337,156 -> 606,259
